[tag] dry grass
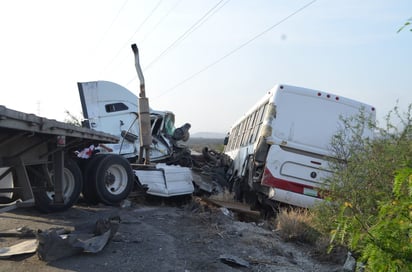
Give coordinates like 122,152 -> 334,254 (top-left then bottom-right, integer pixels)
275,208 -> 320,244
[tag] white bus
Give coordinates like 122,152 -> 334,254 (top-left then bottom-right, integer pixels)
223,84 -> 375,208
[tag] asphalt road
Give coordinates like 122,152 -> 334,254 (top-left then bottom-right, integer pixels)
0,199 -> 344,272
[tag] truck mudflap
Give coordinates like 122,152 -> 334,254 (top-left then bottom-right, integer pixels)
133,164 -> 194,197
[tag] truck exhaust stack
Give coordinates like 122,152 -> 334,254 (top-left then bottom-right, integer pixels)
131,44 -> 152,164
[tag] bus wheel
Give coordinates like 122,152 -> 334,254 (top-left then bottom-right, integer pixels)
258,193 -> 279,219
232,177 -> 244,202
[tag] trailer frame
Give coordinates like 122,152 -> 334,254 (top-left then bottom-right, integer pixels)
0,105 -> 119,212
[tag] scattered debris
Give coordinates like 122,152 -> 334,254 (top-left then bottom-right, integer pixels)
0,226 -> 36,238
0,216 -> 119,262
120,199 -> 132,208
201,197 -> 261,222
36,229 -> 84,262
37,216 -> 119,262
218,254 -> 251,268
342,251 -> 356,272
0,202 -> 346,271
219,207 -> 233,218
245,256 -> 279,266
190,147 -> 232,195
0,239 -> 38,258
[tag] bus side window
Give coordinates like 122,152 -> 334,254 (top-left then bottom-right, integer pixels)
241,117 -> 250,147
229,125 -> 239,150
235,122 -> 244,149
252,103 -> 268,143
240,118 -> 247,146
228,127 -> 234,150
258,104 -> 267,122
248,110 -> 258,144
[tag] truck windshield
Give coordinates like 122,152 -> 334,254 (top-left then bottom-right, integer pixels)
164,114 -> 176,136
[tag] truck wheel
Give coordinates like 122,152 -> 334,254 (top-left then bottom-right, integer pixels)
82,154 -> 107,204
30,158 -> 82,213
94,155 -> 134,205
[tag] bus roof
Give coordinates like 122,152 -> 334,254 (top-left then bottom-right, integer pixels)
228,84 -> 376,130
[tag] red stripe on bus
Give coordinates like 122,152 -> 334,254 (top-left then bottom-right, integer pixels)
261,167 -> 322,198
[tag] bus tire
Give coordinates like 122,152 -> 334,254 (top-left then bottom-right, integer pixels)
94,155 -> 134,205
233,177 -> 244,202
30,158 -> 82,213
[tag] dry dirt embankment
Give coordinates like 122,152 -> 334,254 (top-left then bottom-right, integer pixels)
0,199 -> 344,272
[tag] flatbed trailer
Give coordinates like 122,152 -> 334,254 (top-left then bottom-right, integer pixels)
0,105 -> 133,212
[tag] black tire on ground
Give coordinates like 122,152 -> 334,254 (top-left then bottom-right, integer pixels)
94,154 -> 134,205
30,158 -> 83,213
82,154 -> 108,204
233,177 -> 244,202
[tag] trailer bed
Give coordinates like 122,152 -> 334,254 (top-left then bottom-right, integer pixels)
0,105 -> 119,212
0,105 -> 118,144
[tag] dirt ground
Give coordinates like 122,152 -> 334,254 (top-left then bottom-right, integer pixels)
0,197 -> 345,272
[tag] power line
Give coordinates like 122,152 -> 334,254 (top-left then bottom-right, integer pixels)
126,0 -> 230,87
139,0 -> 183,45
108,0 -> 182,79
99,0 -> 163,77
144,0 -> 230,71
128,0 -> 163,43
156,0 -> 317,98
93,0 -> 129,52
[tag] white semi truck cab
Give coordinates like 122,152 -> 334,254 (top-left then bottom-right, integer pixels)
78,80 -> 192,166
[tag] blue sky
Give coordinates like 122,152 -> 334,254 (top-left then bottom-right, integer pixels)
1,0 -> 411,133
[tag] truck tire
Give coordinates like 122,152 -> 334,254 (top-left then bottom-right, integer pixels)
82,154 -> 107,204
94,154 -> 134,205
30,158 -> 82,213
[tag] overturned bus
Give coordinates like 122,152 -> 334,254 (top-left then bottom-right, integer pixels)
223,84 -> 375,209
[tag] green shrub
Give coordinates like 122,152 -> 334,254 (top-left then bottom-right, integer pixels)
361,167 -> 412,271
311,104 -> 412,271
